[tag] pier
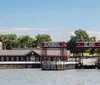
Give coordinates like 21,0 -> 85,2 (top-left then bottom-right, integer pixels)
0,61 -> 41,69
41,42 -> 78,70
0,41 -> 100,70
42,61 -> 78,70
75,42 -> 100,69
74,57 -> 97,69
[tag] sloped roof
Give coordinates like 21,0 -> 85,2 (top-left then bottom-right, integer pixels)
11,48 -> 70,57
0,50 -> 32,56
33,49 -> 69,56
12,48 -> 63,56
33,49 -> 41,55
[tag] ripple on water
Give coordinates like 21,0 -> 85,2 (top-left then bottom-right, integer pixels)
0,69 -> 100,85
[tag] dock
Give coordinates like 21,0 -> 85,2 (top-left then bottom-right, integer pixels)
0,61 -> 41,69
75,58 -> 98,69
42,61 -> 78,70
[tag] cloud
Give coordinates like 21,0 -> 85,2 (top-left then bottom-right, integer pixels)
87,30 -> 100,39
68,32 -> 75,36
87,31 -> 100,34
0,27 -> 54,33
12,28 -> 54,31
0,28 -> 9,33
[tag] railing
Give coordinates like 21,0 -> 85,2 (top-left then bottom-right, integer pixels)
0,61 -> 41,65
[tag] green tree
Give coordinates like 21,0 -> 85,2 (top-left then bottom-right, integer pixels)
97,39 -> 100,42
17,35 -> 35,48
89,36 -> 96,55
74,29 -> 90,41
35,34 -> 52,47
89,36 -> 96,41
0,34 -> 17,49
0,34 -> 52,49
67,36 -> 76,54
67,29 -> 96,55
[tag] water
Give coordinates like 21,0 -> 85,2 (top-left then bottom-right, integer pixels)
0,69 -> 100,85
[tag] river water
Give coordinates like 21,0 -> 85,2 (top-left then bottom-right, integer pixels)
0,69 -> 100,85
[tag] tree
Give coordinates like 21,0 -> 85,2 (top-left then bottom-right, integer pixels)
35,34 -> 52,47
89,36 -> 96,55
0,34 -> 52,49
89,36 -> 96,42
67,29 -> 96,54
97,39 -> 100,42
17,35 -> 35,48
67,36 -> 76,54
0,34 -> 17,49
74,29 -> 90,42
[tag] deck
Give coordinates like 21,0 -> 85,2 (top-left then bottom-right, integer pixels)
0,61 -> 41,65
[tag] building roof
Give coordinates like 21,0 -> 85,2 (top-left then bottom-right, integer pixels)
33,49 -> 69,56
10,48 -> 70,57
0,50 -> 32,56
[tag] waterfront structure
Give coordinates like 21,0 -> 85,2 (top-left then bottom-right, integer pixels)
0,41 -> 77,69
76,42 -> 100,68
0,47 -> 71,69
40,42 -> 77,70
41,42 -> 68,62
0,50 -> 41,68
0,50 -> 40,62
0,41 -> 99,69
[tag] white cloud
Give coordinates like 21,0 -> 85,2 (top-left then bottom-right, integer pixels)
0,27 -> 54,33
12,28 -> 30,31
68,32 -> 75,36
87,31 -> 100,34
87,30 -> 100,40
12,28 -> 54,31
0,28 -> 9,32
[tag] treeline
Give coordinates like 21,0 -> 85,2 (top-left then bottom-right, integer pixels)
0,34 -> 52,49
0,29 -> 98,52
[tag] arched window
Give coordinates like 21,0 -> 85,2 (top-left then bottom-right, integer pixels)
30,55 -> 35,61
6,57 -> 9,61
16,57 -> 19,61
11,57 -> 14,61
26,57 -> 29,61
36,57 -> 39,61
21,57 -> 24,61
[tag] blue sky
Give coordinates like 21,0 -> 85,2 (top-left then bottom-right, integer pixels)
0,0 -> 100,41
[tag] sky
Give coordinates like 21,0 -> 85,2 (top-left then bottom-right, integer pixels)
0,0 -> 100,41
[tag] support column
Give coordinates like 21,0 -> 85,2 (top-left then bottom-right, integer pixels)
60,48 -> 63,61
6,57 -> 9,61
